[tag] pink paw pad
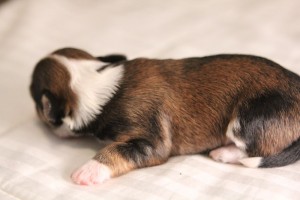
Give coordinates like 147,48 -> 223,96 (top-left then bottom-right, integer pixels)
71,160 -> 111,185
209,145 -> 247,164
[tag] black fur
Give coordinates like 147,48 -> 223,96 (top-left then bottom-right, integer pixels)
260,138 -> 300,167
96,55 -> 127,73
116,138 -> 155,166
97,54 -> 127,63
237,90 -> 295,156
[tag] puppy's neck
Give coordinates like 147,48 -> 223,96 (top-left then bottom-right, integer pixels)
50,54 -> 124,130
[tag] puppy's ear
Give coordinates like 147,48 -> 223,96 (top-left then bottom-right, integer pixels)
41,94 -> 53,122
96,54 -> 127,63
41,92 -> 65,126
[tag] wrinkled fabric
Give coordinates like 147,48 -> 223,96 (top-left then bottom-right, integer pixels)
0,0 -> 299,199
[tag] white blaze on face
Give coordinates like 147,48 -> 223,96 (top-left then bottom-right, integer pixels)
50,54 -> 124,131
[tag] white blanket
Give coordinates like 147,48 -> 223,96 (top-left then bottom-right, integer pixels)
0,0 -> 299,199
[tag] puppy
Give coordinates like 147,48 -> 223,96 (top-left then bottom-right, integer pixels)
30,47 -> 300,185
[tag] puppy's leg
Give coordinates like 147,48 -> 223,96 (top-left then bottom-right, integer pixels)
209,144 -> 247,164
71,112 -> 172,185
71,136 -> 171,185
71,159 -> 111,185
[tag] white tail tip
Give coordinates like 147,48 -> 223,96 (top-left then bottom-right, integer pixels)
239,157 -> 262,168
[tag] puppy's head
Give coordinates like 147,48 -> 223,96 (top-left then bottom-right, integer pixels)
30,47 -> 126,137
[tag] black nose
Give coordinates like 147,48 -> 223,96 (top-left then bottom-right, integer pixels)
49,118 -> 63,127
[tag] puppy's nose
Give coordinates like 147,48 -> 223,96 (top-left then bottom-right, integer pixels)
49,118 -> 63,127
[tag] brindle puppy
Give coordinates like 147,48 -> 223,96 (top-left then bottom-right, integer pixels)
30,48 -> 300,185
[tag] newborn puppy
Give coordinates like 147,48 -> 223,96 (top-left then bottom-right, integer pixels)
30,48 -> 300,185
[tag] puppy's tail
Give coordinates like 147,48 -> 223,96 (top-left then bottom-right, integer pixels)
239,138 -> 300,168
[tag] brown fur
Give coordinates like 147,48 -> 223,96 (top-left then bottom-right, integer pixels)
52,48 -> 96,60
30,48 -> 300,181
30,57 -> 77,125
86,56 -> 299,175
118,57 -> 282,155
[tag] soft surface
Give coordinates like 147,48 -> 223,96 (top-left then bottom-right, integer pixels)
0,0 -> 299,199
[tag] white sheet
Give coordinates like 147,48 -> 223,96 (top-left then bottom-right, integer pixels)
0,0 -> 299,199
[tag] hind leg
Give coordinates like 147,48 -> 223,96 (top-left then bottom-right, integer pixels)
209,118 -> 248,164
209,120 -> 261,167
220,91 -> 300,168
209,144 -> 247,164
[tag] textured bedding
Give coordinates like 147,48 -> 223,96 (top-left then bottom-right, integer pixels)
0,0 -> 299,199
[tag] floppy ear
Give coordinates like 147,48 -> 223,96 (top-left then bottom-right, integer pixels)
96,54 -> 127,63
41,93 -> 66,126
41,94 -> 53,122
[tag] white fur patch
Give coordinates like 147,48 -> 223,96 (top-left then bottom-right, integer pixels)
209,144 -> 248,164
158,113 -> 172,157
226,119 -> 246,150
53,123 -> 77,138
50,55 -> 124,130
239,157 -> 262,168
71,159 -> 111,185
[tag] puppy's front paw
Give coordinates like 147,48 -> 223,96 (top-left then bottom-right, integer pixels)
71,159 -> 111,185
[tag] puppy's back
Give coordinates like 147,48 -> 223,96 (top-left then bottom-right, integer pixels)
119,55 -> 300,155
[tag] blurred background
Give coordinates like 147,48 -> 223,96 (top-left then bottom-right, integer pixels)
0,1 -> 300,199
0,0 -> 299,135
